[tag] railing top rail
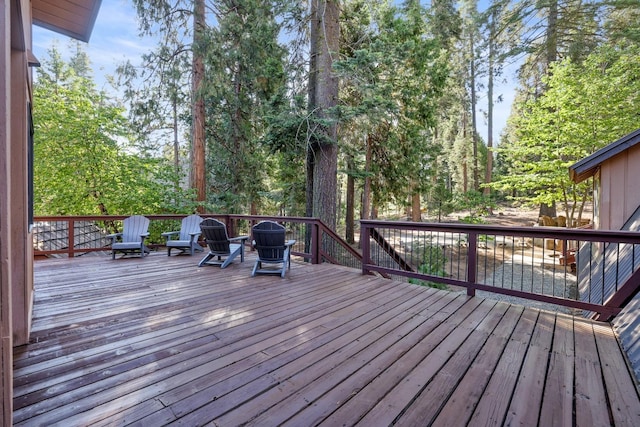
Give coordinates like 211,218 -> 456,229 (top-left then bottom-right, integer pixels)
34,214 -> 326,225
360,220 -> 640,243
224,214 -> 323,225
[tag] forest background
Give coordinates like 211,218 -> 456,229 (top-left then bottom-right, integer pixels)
32,0 -> 640,243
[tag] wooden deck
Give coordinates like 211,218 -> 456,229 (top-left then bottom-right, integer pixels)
13,252 -> 640,426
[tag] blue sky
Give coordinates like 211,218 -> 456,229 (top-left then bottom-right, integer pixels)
32,1 -> 154,92
32,0 -> 515,144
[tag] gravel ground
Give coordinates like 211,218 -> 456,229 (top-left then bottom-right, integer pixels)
472,256 -> 578,314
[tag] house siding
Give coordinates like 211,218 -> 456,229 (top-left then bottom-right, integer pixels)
600,144 -> 640,231
2,0 -> 34,423
1,2 -> 16,424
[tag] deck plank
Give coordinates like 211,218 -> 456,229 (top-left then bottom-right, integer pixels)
504,310 -> 556,426
593,322 -> 640,426
264,292 -> 464,427
468,308 -> 538,425
429,304 -> 525,426
396,300 -> 511,425
168,287 -> 446,426
355,298 -> 498,426
12,253 -> 640,426
539,313 -> 575,426
573,317 -> 610,427
16,272 -> 390,423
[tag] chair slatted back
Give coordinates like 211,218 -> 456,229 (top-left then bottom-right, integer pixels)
200,218 -> 231,254
121,215 -> 149,242
179,214 -> 203,240
253,221 -> 286,262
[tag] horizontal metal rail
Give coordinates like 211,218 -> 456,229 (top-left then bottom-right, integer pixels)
361,220 -> 640,321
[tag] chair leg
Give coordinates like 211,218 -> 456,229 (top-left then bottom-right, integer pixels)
251,260 -> 260,277
221,251 -> 239,269
198,253 -> 214,267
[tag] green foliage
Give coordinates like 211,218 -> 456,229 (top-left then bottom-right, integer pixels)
33,44 -> 190,216
493,43 -> 640,224
408,244 -> 448,290
425,181 -> 456,222
336,0 -> 449,210
201,0 -> 292,214
452,190 -> 494,223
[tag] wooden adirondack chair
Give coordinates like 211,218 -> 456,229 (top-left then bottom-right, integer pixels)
251,221 -> 295,278
162,214 -> 204,256
107,215 -> 150,259
198,218 -> 249,268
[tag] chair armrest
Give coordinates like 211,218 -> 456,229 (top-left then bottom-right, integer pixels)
106,232 -> 122,244
285,240 -> 296,247
162,231 -> 179,237
229,235 -> 249,243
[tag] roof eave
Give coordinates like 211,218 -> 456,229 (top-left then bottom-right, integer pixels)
569,128 -> 640,183
32,0 -> 102,43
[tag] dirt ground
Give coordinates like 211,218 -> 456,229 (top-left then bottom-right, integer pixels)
440,203 -> 593,228
483,205 -> 542,227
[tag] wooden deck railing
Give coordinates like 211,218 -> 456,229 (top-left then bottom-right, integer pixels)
360,220 -> 640,321
32,214 -> 363,269
33,215 -> 640,320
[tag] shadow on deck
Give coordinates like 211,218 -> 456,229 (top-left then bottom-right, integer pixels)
13,252 -> 640,426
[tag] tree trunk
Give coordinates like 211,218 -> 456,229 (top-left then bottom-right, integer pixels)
537,0 -> 558,221
305,148 -> 314,253
412,191 -> 421,222
345,156 -> 355,244
462,108 -> 469,193
546,0 -> 558,66
173,96 -> 179,177
469,21 -> 479,192
308,0 -> 340,230
484,12 -> 494,197
362,134 -> 372,220
190,0 -> 206,213
539,201 -> 557,219
462,160 -> 468,193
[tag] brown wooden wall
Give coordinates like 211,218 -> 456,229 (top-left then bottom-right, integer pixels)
599,143 -> 640,231
10,17 -> 34,349
1,0 -> 35,424
1,2 -> 12,424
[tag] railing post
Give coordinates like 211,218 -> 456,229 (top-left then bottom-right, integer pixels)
68,219 -> 75,258
312,221 -> 320,264
361,222 -> 370,275
466,232 -> 477,297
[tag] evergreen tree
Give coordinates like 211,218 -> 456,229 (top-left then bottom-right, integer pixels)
336,0 -> 448,222
202,0 -> 288,214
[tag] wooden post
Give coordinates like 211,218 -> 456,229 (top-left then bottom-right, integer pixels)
312,222 -> 320,264
466,232 -> 477,297
68,219 -> 75,257
361,223 -> 370,275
